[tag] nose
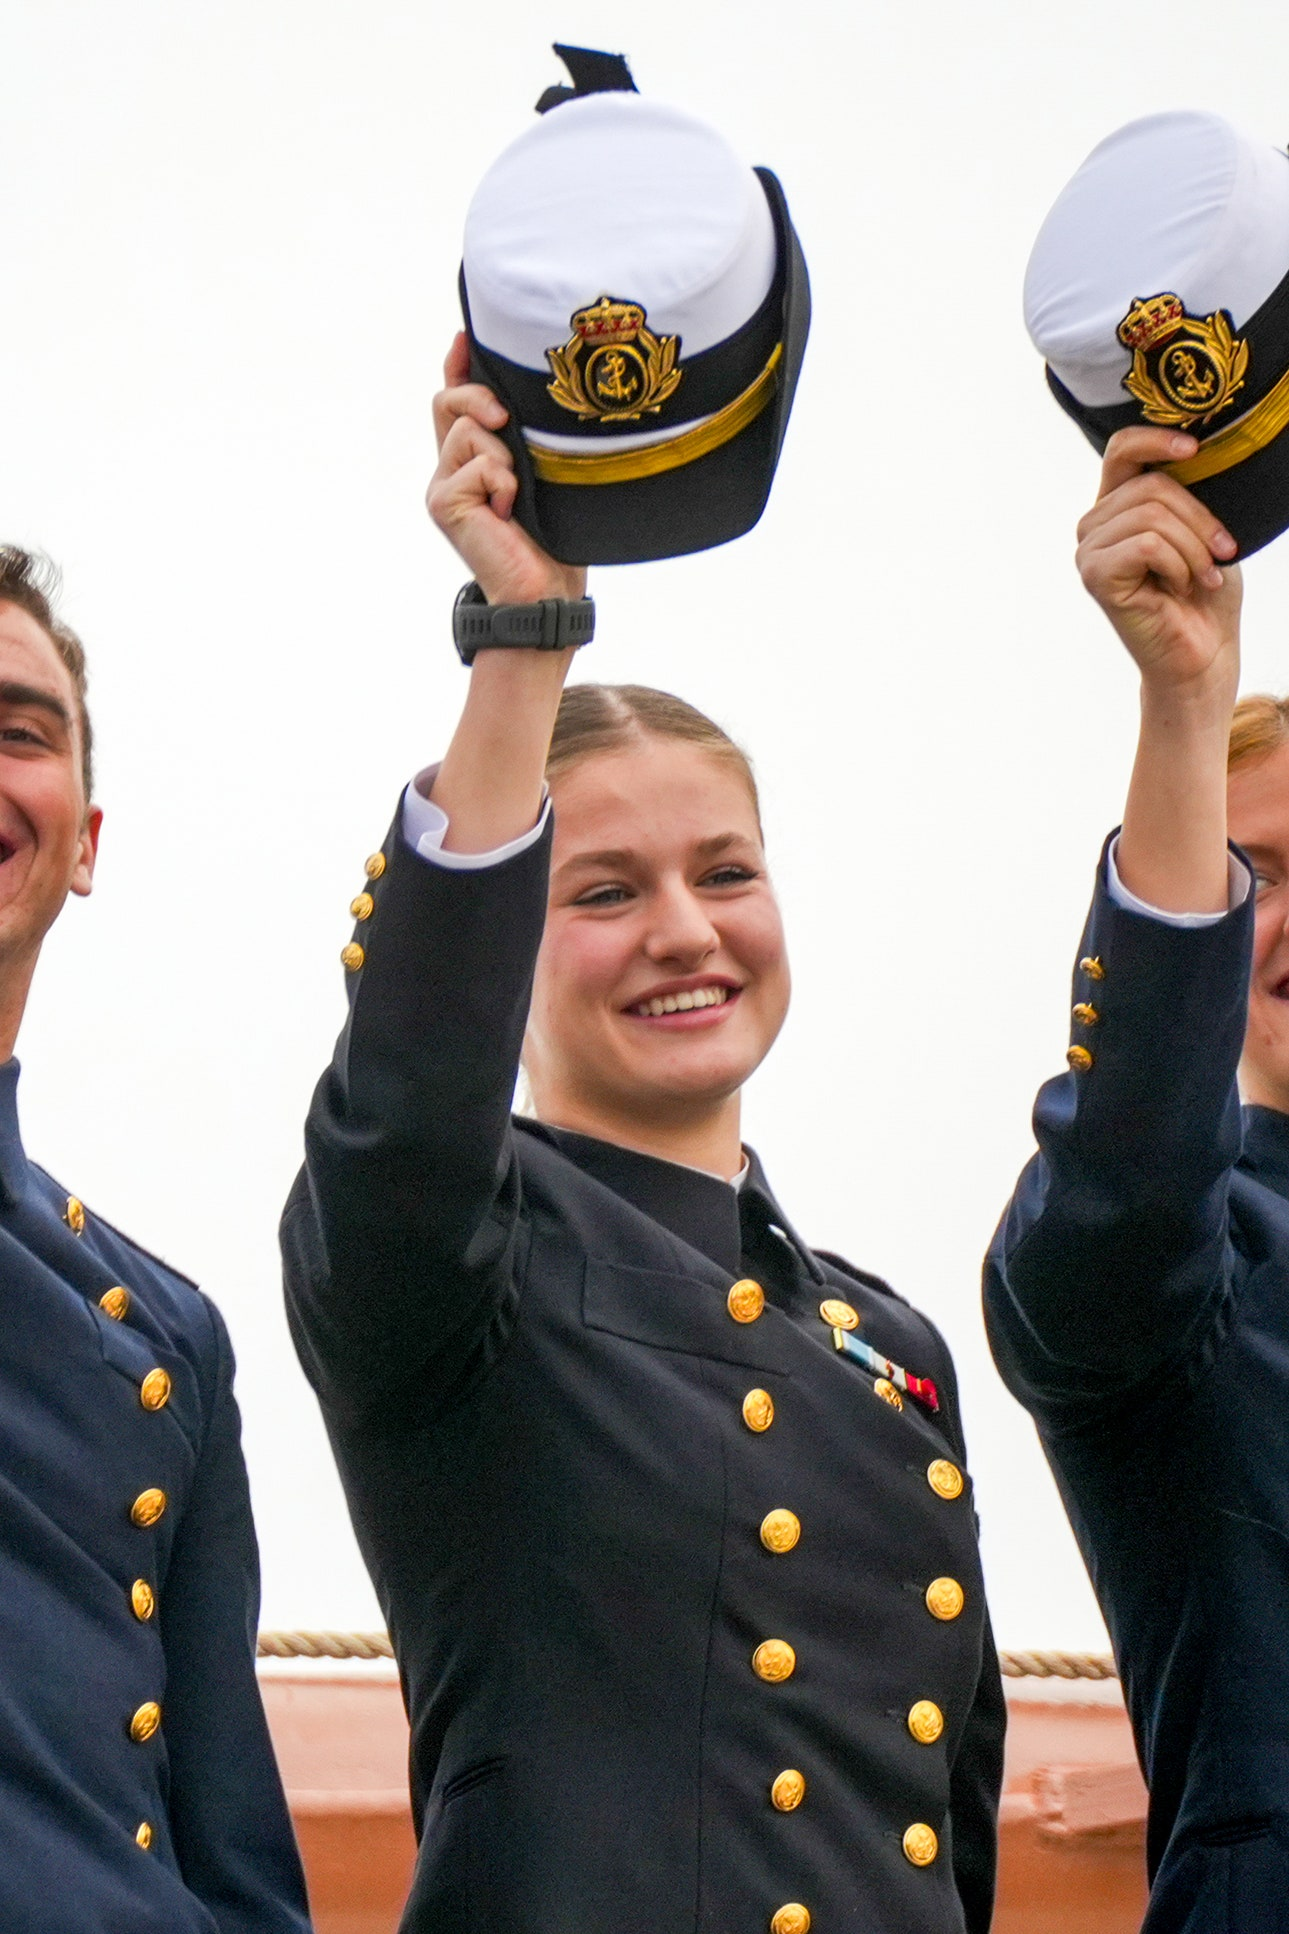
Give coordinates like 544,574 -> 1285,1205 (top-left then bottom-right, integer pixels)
643,876 -> 721,967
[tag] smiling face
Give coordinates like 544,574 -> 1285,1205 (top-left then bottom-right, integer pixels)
0,601 -> 100,1006
1230,738 -> 1289,1109
523,734 -> 790,1161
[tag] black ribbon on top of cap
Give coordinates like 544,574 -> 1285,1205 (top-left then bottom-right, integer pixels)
536,44 -> 638,115
462,261 -> 784,442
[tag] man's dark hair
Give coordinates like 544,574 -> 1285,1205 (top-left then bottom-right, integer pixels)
0,548 -> 93,800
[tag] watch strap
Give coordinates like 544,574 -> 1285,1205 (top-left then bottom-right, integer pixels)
453,581 -> 595,664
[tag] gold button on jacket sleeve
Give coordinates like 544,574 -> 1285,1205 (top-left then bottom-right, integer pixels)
129,1701 -> 162,1743
1067,1044 -> 1094,1072
341,942 -> 366,973
760,1508 -> 801,1553
350,891 -> 375,921
903,1822 -> 939,1867
1072,1001 -> 1099,1026
727,1279 -> 765,1323
1079,954 -> 1105,980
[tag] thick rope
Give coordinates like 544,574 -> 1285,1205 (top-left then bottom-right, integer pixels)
256,1631 -> 1118,1680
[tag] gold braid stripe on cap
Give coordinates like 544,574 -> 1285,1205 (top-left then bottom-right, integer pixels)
528,343 -> 783,486
1166,357 -> 1289,486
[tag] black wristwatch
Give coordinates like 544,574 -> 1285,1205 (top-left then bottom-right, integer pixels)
452,580 -> 595,666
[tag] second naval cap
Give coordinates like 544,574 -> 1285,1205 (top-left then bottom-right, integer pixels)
1026,110 -> 1289,556
460,45 -> 810,566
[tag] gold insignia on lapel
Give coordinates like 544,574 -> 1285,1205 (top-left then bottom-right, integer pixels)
546,297 -> 683,423
1118,292 -> 1249,428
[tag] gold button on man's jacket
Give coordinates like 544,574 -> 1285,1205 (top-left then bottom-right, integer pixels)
130,1489 -> 167,1529
129,1701 -> 162,1743
752,1639 -> 796,1682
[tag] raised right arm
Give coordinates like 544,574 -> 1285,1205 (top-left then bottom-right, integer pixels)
282,337 -> 581,1422
986,429 -> 1252,1409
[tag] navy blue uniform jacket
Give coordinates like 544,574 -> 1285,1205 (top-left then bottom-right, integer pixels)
0,1061 -> 310,1933
283,812 -> 1003,1934
985,841 -> 1289,1933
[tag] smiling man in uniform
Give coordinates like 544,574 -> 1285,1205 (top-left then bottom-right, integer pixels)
0,548 -> 311,1933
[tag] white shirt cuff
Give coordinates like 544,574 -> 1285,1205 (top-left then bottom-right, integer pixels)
400,766 -> 551,871
1105,835 -> 1250,928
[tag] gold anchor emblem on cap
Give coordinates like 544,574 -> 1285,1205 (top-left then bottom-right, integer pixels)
1118,292 -> 1249,429
546,296 -> 683,423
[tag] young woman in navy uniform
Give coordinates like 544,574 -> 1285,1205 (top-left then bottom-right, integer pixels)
283,340 -> 1003,1934
986,425 -> 1289,1932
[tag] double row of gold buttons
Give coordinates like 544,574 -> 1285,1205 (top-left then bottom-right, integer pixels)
68,1196 -> 174,1853
728,1279 -> 966,1922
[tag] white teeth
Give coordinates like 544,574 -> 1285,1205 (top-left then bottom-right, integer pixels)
637,987 -> 730,1017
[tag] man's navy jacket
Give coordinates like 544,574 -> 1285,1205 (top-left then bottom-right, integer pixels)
0,1060 -> 310,1932
283,812 -> 1003,1934
986,841 -> 1289,1933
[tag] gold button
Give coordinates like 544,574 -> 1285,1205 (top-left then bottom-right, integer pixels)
927,1458 -> 964,1501
135,1821 -> 153,1851
819,1297 -> 859,1329
350,891 -> 374,921
926,1577 -> 965,1621
1066,1045 -> 1094,1072
908,1699 -> 944,1745
130,1488 -> 167,1529
131,1579 -> 156,1622
770,1768 -> 806,1811
752,1639 -> 796,1683
727,1279 -> 765,1323
770,1907 -> 811,1934
1080,955 -> 1105,981
874,1377 -> 903,1411
65,1196 -> 85,1235
139,1369 -> 171,1412
1072,1002 -> 1099,1026
742,1388 -> 775,1432
364,851 -> 386,879
99,1286 -> 130,1322
341,942 -> 366,972
129,1701 -> 162,1743
903,1822 -> 939,1867
760,1508 -> 801,1554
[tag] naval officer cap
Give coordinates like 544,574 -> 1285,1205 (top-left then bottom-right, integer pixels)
1026,110 -> 1289,557
460,44 -> 810,566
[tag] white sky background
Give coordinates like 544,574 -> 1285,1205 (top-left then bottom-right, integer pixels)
5,0 -> 1289,1649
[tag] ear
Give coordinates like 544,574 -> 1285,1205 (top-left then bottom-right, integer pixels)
70,806 -> 103,899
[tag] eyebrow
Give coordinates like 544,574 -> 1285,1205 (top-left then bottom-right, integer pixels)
0,682 -> 71,730
554,831 -> 756,880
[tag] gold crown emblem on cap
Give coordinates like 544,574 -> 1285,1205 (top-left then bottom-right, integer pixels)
1117,291 -> 1249,429
547,294 -> 683,424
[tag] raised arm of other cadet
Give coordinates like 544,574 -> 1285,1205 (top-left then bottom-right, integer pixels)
282,339 -> 584,1422
985,427 -> 1251,1404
